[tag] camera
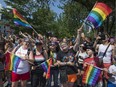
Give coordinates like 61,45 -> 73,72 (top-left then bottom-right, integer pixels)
83,41 -> 93,50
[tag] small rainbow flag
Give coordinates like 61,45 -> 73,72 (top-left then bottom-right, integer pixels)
41,58 -> 52,79
5,52 -> 22,72
86,2 -> 112,28
82,65 -> 101,86
50,51 -> 57,63
13,8 -> 32,28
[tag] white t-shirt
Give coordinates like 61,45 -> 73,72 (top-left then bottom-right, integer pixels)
98,44 -> 112,63
15,46 -> 30,74
108,65 -> 116,84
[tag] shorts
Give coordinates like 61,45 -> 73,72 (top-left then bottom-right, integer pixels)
60,70 -> 68,84
103,63 -> 111,68
11,72 -> 30,82
103,63 -> 111,79
68,74 -> 77,83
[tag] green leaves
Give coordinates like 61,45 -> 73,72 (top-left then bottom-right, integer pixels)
2,0 -> 56,35
1,0 -> 115,37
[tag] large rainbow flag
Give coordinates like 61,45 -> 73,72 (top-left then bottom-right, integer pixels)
82,65 -> 101,86
86,2 -> 112,28
5,52 -> 22,72
13,8 -> 32,28
40,58 -> 52,79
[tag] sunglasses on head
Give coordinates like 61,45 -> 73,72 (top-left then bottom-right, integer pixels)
49,43 -> 56,46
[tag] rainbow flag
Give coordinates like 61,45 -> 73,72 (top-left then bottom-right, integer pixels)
5,52 -> 22,72
46,58 -> 52,79
82,65 -> 101,86
13,8 -> 32,28
50,51 -> 57,63
41,58 -> 52,79
86,2 -> 112,28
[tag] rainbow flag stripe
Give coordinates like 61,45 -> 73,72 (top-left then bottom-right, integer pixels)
41,59 -> 51,73
41,58 -> 52,79
87,2 -> 112,28
12,55 -> 21,72
82,65 -> 101,86
13,8 -> 32,28
5,52 -> 21,72
46,59 -> 52,79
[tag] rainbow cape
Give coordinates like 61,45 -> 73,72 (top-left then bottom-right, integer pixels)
82,65 -> 101,86
5,52 -> 22,72
86,2 -> 112,28
41,58 -> 52,79
13,8 -> 32,28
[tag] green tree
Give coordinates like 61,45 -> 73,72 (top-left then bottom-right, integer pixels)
57,0 -> 115,37
73,0 -> 116,37
1,0 -> 57,35
1,0 -> 115,37
57,0 -> 88,37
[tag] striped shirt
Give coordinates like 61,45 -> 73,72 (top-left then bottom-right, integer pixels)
34,51 -> 45,65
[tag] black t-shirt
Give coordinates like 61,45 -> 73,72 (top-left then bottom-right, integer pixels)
57,48 -> 77,75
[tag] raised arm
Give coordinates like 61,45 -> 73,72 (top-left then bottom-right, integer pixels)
19,31 -> 28,38
73,27 -> 82,51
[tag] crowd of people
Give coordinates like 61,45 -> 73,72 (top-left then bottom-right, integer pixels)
0,26 -> 116,87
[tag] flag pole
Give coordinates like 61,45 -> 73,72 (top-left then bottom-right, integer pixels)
31,26 -> 39,35
85,62 -> 103,70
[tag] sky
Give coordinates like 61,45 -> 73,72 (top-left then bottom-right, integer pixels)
0,0 -> 6,7
50,0 -> 64,16
0,0 -> 63,16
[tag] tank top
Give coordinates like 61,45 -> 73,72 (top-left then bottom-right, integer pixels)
34,50 -> 45,65
15,46 -> 30,74
33,49 -> 45,72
